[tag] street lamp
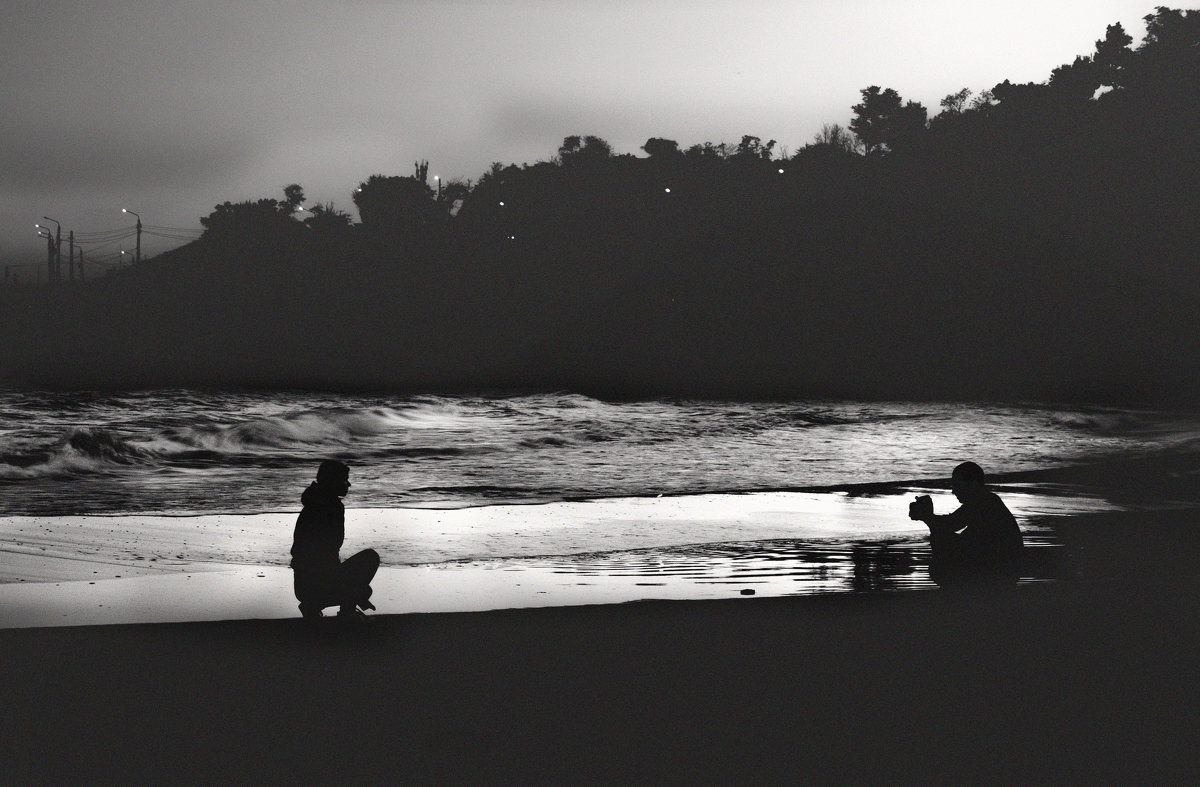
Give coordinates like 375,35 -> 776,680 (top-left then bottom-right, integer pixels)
122,208 -> 141,265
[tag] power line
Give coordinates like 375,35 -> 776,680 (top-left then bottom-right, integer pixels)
143,224 -> 203,233
143,230 -> 203,241
73,228 -> 138,242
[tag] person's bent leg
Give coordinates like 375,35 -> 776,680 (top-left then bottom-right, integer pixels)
338,549 -> 380,612
928,532 -> 969,589
294,568 -> 341,618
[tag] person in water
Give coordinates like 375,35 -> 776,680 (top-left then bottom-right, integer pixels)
909,461 -> 1024,587
290,460 -> 380,621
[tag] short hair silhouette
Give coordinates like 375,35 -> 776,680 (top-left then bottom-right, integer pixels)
317,459 -> 349,484
952,461 -> 985,485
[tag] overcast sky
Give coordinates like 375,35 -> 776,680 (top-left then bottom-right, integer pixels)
1,0 -> 1156,267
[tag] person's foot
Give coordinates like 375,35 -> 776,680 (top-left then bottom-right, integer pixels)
358,599 -> 376,612
298,602 -> 323,620
337,607 -> 371,628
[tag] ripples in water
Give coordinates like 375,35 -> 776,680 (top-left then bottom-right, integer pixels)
463,534 -> 1068,600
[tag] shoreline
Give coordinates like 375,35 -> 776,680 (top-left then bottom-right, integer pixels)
0,479 -> 1112,579
0,482 -> 1108,629
3,450 -> 1191,629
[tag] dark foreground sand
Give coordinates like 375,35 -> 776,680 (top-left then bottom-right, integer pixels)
4,574 -> 1200,784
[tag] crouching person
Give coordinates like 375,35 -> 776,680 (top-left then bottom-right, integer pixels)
909,461 -> 1024,589
291,460 -> 379,622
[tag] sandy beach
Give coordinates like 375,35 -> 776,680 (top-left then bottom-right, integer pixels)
3,454 -> 1199,782
3,572 -> 1200,783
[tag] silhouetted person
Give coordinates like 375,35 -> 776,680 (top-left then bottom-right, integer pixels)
291,460 -> 380,621
909,462 -> 1024,588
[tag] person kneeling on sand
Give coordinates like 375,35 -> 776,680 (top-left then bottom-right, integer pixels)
908,461 -> 1024,588
291,460 -> 379,622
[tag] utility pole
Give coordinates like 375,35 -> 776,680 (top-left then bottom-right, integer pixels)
68,230 -> 75,282
42,231 -> 54,282
78,249 -> 85,282
40,217 -> 62,283
123,209 -> 141,265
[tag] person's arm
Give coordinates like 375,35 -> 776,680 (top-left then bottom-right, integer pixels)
910,495 -> 969,535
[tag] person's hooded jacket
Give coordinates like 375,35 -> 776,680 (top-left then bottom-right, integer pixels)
289,481 -> 344,570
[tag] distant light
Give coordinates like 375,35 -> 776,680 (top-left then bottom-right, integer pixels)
778,168 -> 785,174
498,201 -> 505,206
122,208 -> 129,213
507,235 -> 516,240
664,188 -> 671,193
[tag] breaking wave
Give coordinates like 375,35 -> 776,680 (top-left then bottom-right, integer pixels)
2,389 -> 1199,514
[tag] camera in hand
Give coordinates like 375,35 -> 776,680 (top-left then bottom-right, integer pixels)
908,494 -> 933,520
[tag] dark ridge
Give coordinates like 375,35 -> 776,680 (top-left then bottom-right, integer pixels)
3,10 -> 1198,407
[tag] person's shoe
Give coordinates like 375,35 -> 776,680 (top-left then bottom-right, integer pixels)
298,602 -> 323,620
337,607 -> 371,628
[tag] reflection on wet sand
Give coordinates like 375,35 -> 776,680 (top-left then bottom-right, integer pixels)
537,533 -> 1067,598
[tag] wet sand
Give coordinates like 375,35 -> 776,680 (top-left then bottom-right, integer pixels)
0,483 -> 1105,627
0,492 -> 949,630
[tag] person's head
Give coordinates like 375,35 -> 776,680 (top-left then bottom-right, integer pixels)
316,459 -> 351,497
951,461 -> 986,503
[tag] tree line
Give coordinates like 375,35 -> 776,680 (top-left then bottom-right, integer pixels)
3,7 -> 1198,403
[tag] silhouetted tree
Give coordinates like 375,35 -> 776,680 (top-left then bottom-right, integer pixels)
1123,6 -> 1200,96
969,90 -> 995,110
1093,23 -> 1134,89
1049,55 -> 1101,102
684,141 -> 730,159
303,202 -> 353,233
642,137 -> 681,158
850,86 -> 928,155
811,123 -> 860,154
282,184 -> 306,214
732,135 -> 777,162
939,88 -> 973,115
353,174 -> 437,237
558,135 -> 613,164
198,185 -> 306,244
437,178 -> 472,217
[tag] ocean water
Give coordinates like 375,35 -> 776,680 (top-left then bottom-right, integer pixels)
2,390 -> 1196,519
3,390 -> 1199,609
